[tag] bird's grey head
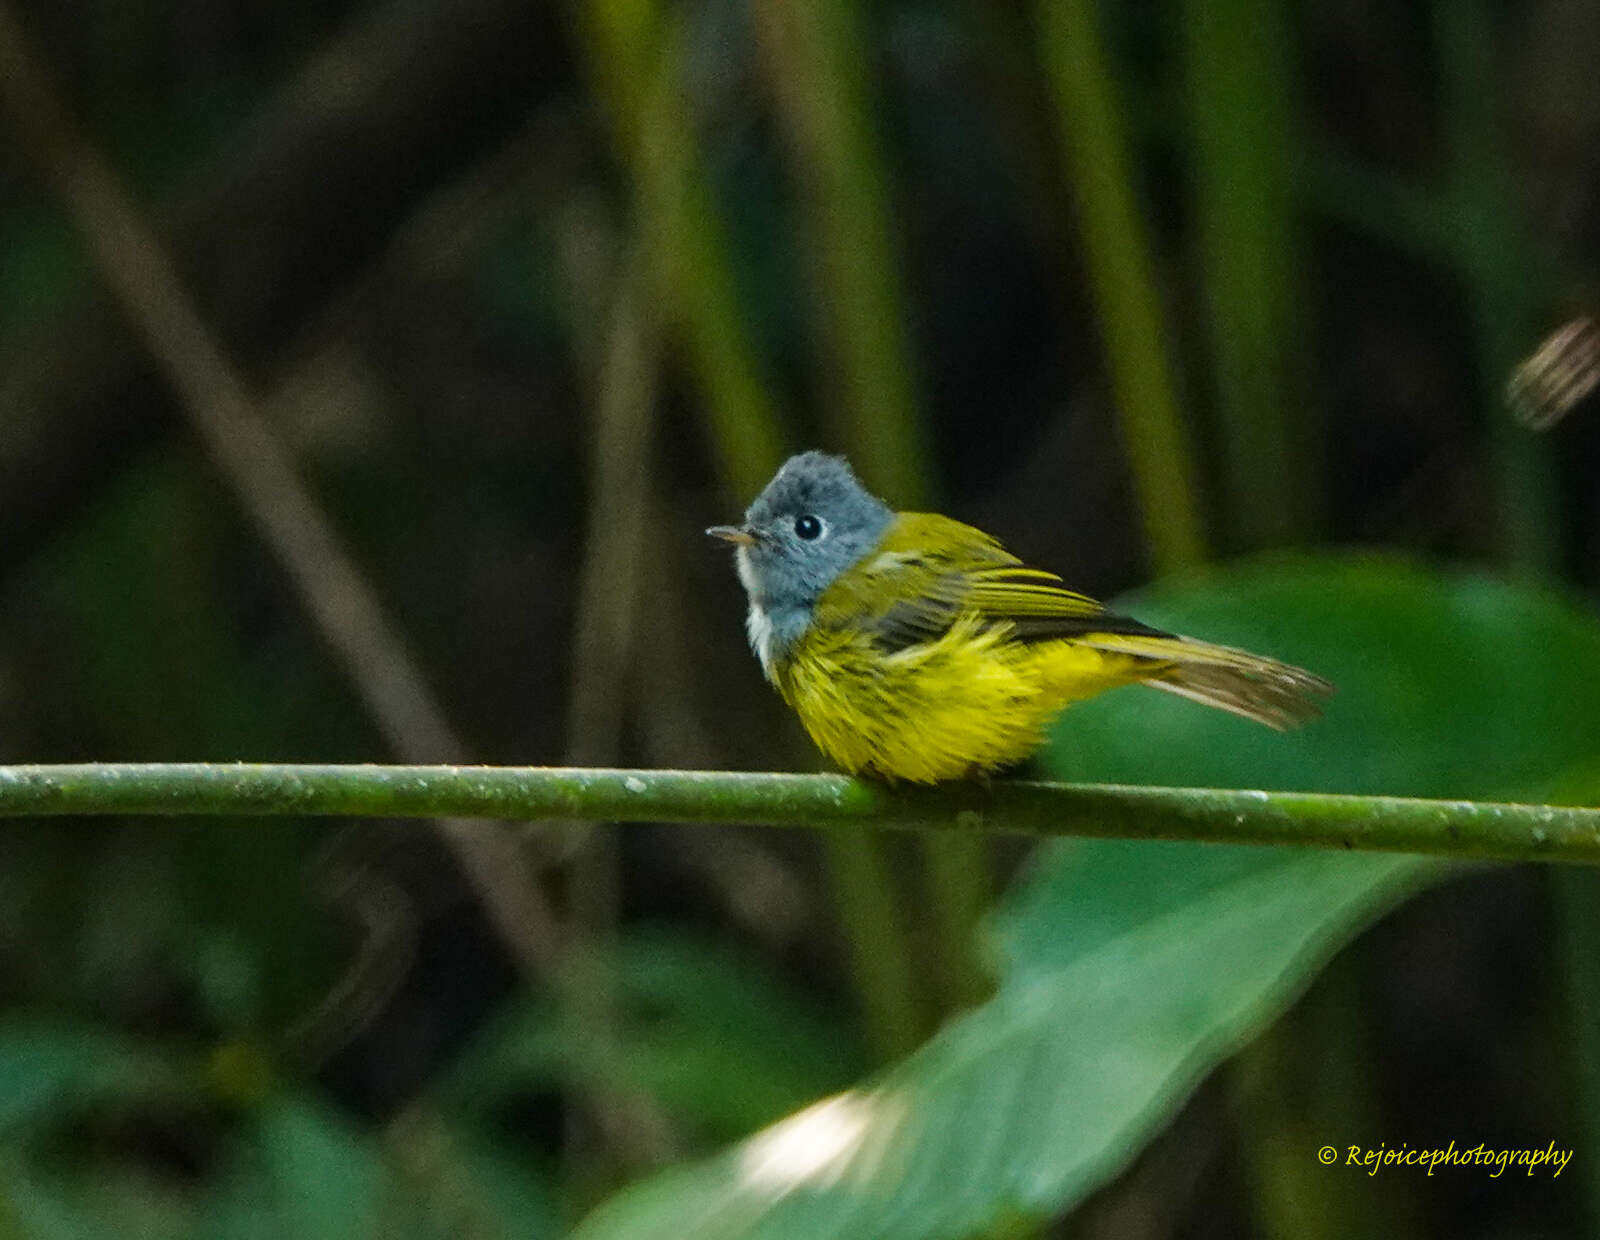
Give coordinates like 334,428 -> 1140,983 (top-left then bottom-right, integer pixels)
706,452 -> 894,674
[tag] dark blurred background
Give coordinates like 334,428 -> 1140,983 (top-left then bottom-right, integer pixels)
0,0 -> 1597,1236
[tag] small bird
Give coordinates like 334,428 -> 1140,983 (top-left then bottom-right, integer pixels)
708,452 -> 1331,783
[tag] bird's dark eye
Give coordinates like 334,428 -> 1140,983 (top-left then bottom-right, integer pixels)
794,514 -> 823,541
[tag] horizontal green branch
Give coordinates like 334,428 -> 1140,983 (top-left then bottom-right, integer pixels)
0,764 -> 1595,864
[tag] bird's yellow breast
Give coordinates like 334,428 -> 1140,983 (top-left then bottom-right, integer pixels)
772,612 -> 1151,783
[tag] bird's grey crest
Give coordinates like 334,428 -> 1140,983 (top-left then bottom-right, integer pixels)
708,452 -> 895,674
745,452 -> 880,529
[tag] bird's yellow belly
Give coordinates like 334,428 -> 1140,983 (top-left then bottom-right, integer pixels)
773,616 -> 1152,783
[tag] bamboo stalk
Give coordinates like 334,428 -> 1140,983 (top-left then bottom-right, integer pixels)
1033,0 -> 1208,576
577,0 -> 924,1059
754,0 -> 987,1014
1554,870 -> 1600,1228
577,0 -> 787,501
1182,0 -> 1315,550
1435,0 -> 1559,573
752,0 -> 929,503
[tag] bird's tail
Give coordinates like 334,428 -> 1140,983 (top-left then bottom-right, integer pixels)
1075,632 -> 1333,730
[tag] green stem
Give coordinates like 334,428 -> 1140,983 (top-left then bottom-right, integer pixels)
919,833 -> 994,1010
1435,0 -> 1558,575
1034,0 -> 1208,576
577,0 -> 787,500
1182,0 -> 1314,550
753,0 -> 987,1014
1231,960 -> 1418,1238
581,0 -> 923,1057
0,764 -> 1597,863
821,834 -> 927,1059
1553,869 -> 1600,1226
753,0 -> 929,505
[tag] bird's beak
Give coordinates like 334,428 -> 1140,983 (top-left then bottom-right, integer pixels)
706,524 -> 758,546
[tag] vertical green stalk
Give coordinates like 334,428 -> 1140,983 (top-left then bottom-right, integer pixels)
755,0 -> 987,1013
1183,9 -> 1366,1231
1440,11 -> 1588,1225
560,255 -> 671,1182
752,0 -> 930,503
1033,0 -> 1208,577
1553,869 -> 1600,1231
576,0 -> 925,1059
577,0 -> 786,501
1232,962 -> 1418,1239
823,834 -> 928,1059
818,817 -> 926,1057
1435,0 -> 1558,575
916,831 -> 991,1012
1182,0 -> 1314,550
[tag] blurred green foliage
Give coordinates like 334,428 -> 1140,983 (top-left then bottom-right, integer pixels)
0,0 -> 1598,1237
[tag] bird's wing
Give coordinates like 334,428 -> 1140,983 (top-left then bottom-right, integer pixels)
813,513 -> 1331,728
814,513 -> 1166,651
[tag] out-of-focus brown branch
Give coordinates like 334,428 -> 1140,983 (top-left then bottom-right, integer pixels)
563,255 -> 661,780
555,228 -> 680,1169
0,0 -> 559,978
0,0 -> 569,562
562,252 -> 660,910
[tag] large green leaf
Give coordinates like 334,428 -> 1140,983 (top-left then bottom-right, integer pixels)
574,556 -> 1600,1239
1046,554 -> 1600,797
575,847 -> 1429,1239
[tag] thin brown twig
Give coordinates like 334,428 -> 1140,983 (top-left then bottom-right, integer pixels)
563,260 -> 658,774
0,0 -> 568,563
0,0 -> 559,977
556,235 -> 679,1169
561,253 -> 658,916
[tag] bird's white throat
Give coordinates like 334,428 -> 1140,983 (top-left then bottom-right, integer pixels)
745,602 -> 777,679
735,546 -> 778,678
